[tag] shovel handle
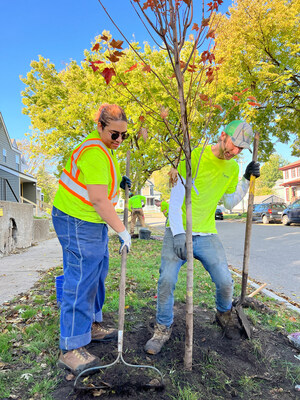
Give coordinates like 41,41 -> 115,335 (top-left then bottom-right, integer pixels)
118,151 -> 130,339
240,132 -> 260,302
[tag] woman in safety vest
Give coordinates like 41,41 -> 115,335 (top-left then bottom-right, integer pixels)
52,103 -> 131,375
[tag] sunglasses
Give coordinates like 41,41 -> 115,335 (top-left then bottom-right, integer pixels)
108,130 -> 129,141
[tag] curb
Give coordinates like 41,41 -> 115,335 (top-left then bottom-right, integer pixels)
231,270 -> 300,315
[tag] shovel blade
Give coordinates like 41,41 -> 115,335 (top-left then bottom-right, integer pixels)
235,305 -> 251,339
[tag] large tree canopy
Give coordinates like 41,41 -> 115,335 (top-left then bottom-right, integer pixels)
21,36 -> 225,190
255,153 -> 288,195
213,0 -> 300,159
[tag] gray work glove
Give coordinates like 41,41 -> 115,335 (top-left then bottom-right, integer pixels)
118,229 -> 131,253
244,161 -> 260,181
173,233 -> 187,260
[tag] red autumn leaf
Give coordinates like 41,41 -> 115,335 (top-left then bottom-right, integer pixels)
202,18 -> 210,27
142,64 -> 151,73
92,43 -> 100,52
183,0 -> 191,6
92,60 -> 104,64
139,115 -> 145,122
117,82 -> 128,86
241,88 -> 249,93
213,104 -> 223,111
142,0 -> 156,11
206,29 -> 215,39
188,64 -> 197,73
234,92 -> 243,96
90,64 -> 99,72
100,35 -> 109,41
113,51 -> 125,57
248,102 -> 261,107
110,39 -> 124,49
125,63 -> 138,73
180,60 -> 186,69
192,23 -> 199,31
101,67 -> 116,84
107,54 -> 119,63
247,95 -> 258,101
206,67 -> 214,77
205,76 -> 214,84
232,95 -> 240,101
199,94 -> 209,101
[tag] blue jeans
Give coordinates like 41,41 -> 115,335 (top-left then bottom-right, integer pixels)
157,228 -> 233,327
52,206 -> 109,350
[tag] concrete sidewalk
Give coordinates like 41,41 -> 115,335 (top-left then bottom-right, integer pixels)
0,237 -> 63,305
0,213 -> 166,306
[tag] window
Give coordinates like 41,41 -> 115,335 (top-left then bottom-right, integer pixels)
291,168 -> 296,178
3,149 -> 7,163
284,170 -> 289,179
297,167 -> 300,177
16,154 -> 20,169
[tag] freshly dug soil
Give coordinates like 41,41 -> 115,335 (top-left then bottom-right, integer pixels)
51,304 -> 300,400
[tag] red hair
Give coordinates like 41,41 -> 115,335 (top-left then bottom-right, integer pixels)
94,103 -> 127,127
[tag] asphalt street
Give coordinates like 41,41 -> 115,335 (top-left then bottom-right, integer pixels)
216,220 -> 300,304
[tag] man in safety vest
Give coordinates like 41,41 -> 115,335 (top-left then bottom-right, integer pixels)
155,198 -> 169,219
52,103 -> 131,376
128,193 -> 146,235
144,120 -> 260,355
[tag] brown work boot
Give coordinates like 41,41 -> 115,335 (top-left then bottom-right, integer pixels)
215,309 -> 242,340
91,322 -> 117,342
144,323 -> 172,355
58,347 -> 100,375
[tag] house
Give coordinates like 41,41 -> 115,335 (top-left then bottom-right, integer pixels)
253,194 -> 285,204
0,112 -> 50,256
0,112 -> 38,204
140,179 -> 162,211
279,160 -> 300,203
116,178 -> 162,212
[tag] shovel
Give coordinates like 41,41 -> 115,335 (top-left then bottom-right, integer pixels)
234,131 -> 260,339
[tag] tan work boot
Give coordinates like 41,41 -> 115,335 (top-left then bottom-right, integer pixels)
91,322 -> 117,342
215,309 -> 242,340
58,347 -> 100,375
144,323 -> 172,355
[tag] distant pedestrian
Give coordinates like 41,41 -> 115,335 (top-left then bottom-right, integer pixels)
52,103 -> 131,375
128,193 -> 146,235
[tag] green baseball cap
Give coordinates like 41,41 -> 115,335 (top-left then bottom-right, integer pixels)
224,120 -> 253,152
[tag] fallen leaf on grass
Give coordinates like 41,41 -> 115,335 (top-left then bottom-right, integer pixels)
148,378 -> 160,386
92,389 -> 106,397
65,373 -> 75,381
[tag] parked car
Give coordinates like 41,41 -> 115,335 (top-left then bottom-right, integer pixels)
252,203 -> 286,224
215,207 -> 224,220
281,199 -> 300,225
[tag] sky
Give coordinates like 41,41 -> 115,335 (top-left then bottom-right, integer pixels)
0,0 -> 298,166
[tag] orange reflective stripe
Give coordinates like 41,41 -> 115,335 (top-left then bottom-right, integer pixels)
59,137 -> 119,207
63,168 -> 87,189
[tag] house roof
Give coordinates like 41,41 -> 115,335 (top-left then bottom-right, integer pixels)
254,194 -> 285,204
280,179 -> 300,187
279,160 -> 300,171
